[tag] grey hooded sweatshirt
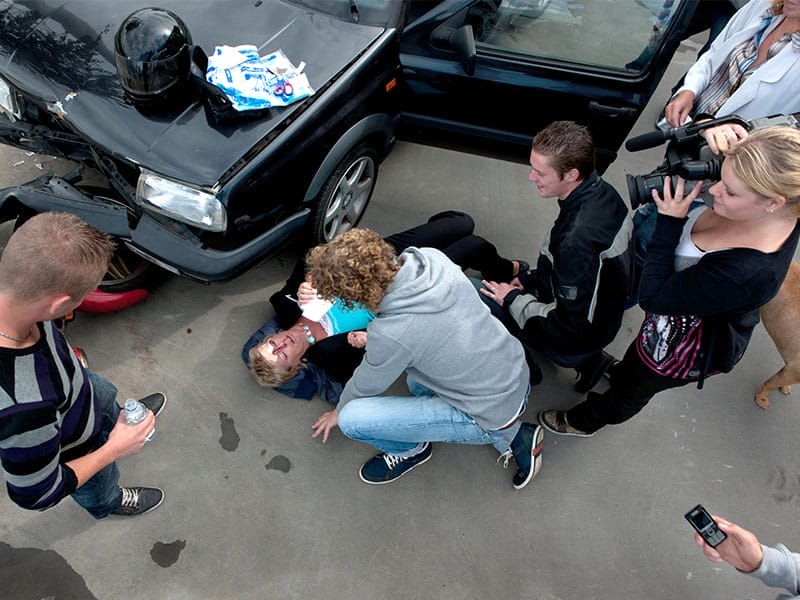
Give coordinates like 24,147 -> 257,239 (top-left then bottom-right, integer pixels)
337,247 -> 529,431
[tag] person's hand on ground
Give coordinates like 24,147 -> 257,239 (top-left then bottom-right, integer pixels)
312,410 -> 339,444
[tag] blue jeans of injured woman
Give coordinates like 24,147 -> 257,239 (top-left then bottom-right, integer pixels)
337,376 -> 524,458
70,370 -> 123,519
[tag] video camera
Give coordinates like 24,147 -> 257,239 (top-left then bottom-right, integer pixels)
624,113 -> 799,209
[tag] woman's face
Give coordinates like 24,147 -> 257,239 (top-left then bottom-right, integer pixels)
707,160 -> 772,221
255,327 -> 306,371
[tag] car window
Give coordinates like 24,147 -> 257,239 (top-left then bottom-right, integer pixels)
474,0 -> 682,72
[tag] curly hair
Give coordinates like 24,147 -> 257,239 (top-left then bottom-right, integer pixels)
305,228 -> 399,312
247,339 -> 304,388
725,126 -> 800,211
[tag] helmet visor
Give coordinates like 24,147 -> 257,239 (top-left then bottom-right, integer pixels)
116,45 -> 190,98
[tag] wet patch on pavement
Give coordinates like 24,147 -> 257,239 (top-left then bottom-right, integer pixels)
218,412 -> 240,451
150,540 -> 186,568
265,454 -> 291,473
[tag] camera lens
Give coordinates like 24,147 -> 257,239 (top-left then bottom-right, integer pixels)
626,172 -> 664,209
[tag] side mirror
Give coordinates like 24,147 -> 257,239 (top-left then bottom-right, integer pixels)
430,24 -> 476,76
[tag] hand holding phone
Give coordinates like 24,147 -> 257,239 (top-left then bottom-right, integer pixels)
685,504 -> 728,548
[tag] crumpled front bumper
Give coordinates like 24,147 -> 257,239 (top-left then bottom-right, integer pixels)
0,175 -> 309,282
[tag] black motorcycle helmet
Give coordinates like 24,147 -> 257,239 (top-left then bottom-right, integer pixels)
114,7 -> 193,106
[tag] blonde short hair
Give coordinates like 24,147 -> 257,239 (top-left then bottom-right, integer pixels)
247,339 -> 303,388
0,212 -> 115,302
305,229 -> 399,312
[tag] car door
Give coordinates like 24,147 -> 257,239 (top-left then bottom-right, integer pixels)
397,0 -> 699,171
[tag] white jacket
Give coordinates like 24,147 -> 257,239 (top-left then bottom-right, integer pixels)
678,0 -> 800,120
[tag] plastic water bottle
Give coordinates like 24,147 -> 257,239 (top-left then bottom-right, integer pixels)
124,399 -> 154,442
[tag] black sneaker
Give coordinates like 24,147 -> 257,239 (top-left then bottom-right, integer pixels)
111,486 -> 164,517
139,393 -> 167,418
359,443 -> 433,485
508,423 -> 544,490
574,352 -> 616,394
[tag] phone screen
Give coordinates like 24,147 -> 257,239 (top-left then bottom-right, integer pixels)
688,509 -> 712,530
685,504 -> 727,547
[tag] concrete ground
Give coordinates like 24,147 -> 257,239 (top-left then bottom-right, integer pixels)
2,34 -> 799,600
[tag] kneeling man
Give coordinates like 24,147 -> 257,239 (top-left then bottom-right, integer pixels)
308,229 -> 543,489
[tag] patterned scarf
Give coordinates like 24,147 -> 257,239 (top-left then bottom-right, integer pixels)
695,7 -> 799,116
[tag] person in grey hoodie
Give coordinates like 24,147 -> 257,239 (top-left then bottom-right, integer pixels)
694,514 -> 800,599
307,228 -> 543,488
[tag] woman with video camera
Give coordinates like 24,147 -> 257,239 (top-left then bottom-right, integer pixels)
539,126 -> 800,437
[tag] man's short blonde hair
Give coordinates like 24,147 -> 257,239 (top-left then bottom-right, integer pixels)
305,228 -> 399,312
247,339 -> 303,387
0,212 -> 115,302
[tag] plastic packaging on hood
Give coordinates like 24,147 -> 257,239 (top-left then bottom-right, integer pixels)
206,46 -> 314,111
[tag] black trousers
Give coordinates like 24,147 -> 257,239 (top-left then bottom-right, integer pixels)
566,341 -> 695,434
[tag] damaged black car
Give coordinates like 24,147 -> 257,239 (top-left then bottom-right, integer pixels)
0,0 -> 699,290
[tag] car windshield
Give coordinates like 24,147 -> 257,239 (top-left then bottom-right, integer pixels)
286,0 -> 404,26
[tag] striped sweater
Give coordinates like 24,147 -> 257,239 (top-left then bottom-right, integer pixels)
0,321 -> 100,510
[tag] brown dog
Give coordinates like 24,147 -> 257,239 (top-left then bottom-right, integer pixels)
756,260 -> 800,409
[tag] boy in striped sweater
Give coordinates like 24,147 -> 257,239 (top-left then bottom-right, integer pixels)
0,212 -> 165,518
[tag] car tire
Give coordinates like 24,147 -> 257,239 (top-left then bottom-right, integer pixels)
310,143 -> 378,244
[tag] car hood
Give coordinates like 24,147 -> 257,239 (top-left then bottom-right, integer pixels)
0,0 -> 384,186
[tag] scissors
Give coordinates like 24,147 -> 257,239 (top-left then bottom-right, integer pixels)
274,79 -> 294,100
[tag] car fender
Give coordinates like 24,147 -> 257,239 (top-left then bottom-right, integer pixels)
303,113 -> 394,204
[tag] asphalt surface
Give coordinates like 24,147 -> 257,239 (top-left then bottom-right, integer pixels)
1,34 -> 799,600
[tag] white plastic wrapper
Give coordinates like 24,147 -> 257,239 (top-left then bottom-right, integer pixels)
206,46 -> 314,111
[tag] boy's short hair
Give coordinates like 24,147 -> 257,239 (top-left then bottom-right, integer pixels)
305,228 -> 399,312
0,212 -> 115,302
247,340 -> 303,388
532,120 -> 595,180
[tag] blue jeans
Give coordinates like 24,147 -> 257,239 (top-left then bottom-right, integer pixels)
70,371 -> 122,519
337,376 -> 523,457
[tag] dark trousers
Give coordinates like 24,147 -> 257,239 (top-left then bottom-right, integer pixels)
566,341 -> 693,434
272,210 -> 516,325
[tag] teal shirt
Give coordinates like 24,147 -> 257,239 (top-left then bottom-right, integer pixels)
324,299 -> 374,335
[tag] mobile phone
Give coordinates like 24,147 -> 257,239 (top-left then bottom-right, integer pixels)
685,504 -> 727,548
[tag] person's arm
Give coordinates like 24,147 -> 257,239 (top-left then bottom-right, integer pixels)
1,404 -> 153,510
65,411 -> 154,487
338,330 -> 411,406
634,178 -> 767,316
696,516 -> 800,595
311,330 -> 410,444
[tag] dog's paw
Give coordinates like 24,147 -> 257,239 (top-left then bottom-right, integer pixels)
779,385 -> 792,396
755,393 -> 770,410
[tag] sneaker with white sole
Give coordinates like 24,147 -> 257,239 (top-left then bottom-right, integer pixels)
359,443 -> 433,485
111,486 -> 164,517
503,423 -> 544,490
